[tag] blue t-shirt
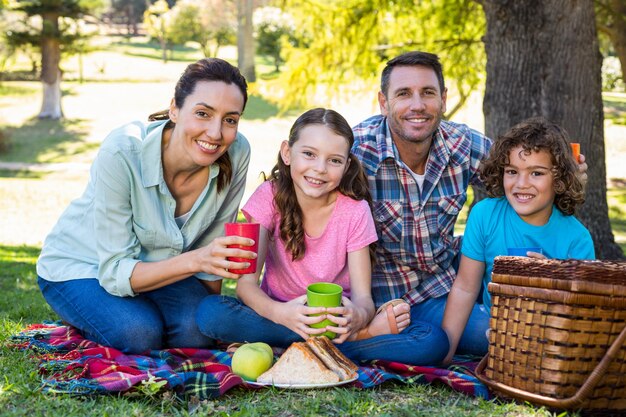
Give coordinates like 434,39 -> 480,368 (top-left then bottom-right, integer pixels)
462,197 -> 595,307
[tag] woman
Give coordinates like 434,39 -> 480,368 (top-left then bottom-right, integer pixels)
36,58 -> 257,353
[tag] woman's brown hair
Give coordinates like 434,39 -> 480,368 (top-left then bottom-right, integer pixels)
148,58 -> 248,192
268,108 -> 375,261
480,117 -> 584,215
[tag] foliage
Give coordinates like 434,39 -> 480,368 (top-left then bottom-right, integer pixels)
603,56 -> 625,92
3,0 -> 102,80
595,0 -> 626,85
143,0 -> 171,62
5,1 -> 100,48
168,0 -> 236,58
277,0 -> 485,115
106,0 -> 148,33
254,6 -> 297,72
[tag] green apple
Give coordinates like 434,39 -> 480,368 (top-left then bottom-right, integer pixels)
231,342 -> 274,381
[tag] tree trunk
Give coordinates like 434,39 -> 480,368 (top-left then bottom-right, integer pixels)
479,0 -> 623,259
39,12 -> 63,119
237,0 -> 256,82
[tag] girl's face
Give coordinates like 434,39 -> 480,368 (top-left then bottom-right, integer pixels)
503,146 -> 556,226
169,80 -> 244,167
281,124 -> 351,204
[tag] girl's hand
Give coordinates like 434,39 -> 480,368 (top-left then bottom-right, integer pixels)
194,235 -> 257,280
527,251 -> 547,259
273,295 -> 329,340
324,297 -> 369,344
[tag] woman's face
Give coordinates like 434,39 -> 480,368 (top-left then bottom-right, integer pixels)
169,80 -> 245,167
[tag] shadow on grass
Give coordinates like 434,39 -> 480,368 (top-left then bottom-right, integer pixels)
0,169 -> 46,179
0,244 -> 53,323
0,117 -> 98,164
110,40 -> 202,62
245,95 -> 301,121
603,94 -> 626,125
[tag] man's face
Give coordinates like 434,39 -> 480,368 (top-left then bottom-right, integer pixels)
378,65 -> 447,147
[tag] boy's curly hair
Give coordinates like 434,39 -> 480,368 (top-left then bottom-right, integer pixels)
479,117 -> 584,215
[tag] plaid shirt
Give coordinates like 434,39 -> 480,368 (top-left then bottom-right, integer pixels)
352,115 -> 492,308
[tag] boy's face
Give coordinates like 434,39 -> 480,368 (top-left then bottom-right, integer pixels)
503,146 -> 556,226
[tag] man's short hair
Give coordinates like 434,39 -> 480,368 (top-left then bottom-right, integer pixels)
380,51 -> 445,96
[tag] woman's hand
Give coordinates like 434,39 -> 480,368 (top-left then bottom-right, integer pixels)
194,235 -> 257,280
323,297 -> 370,344
272,295 -> 329,340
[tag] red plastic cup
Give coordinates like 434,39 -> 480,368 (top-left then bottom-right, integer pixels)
570,142 -> 580,163
224,222 -> 259,274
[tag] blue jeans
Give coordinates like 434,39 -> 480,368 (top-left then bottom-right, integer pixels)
410,295 -> 490,356
38,276 -> 215,353
196,295 -> 450,365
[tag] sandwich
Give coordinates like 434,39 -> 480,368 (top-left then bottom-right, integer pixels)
256,336 -> 358,384
305,336 -> 358,380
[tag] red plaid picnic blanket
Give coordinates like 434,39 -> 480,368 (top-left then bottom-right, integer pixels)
10,322 -> 490,399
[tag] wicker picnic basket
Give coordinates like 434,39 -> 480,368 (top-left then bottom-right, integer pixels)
475,257 -> 626,413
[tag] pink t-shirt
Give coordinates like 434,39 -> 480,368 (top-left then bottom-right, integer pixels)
241,181 -> 378,302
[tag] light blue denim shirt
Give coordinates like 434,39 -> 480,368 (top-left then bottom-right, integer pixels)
36,120 -> 251,297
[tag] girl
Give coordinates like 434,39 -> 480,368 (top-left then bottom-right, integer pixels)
196,108 -> 430,362
37,59 -> 257,353
441,117 -> 595,363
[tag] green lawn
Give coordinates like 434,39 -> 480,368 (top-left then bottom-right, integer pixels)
604,92 -> 626,125
0,246 -> 567,417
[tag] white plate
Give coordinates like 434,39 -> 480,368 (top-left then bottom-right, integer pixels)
246,375 -> 357,389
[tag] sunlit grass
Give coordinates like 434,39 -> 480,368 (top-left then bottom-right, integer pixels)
603,92 -> 626,125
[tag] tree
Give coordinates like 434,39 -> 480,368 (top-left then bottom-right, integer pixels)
169,0 -> 236,58
478,0 -> 623,259
279,0 -> 485,114
595,0 -> 626,83
254,6 -> 296,72
108,0 -> 147,35
10,0 -> 99,119
237,0 -> 256,82
144,0 -> 171,63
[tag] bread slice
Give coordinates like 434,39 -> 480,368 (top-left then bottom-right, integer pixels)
256,342 -> 340,384
306,336 -> 358,380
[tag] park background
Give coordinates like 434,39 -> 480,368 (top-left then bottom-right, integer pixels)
0,0 -> 625,416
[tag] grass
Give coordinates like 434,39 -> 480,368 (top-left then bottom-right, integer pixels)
0,117 -> 97,164
0,244 -> 564,416
109,38 -> 204,62
604,92 -> 626,125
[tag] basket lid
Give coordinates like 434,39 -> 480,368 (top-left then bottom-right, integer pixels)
491,257 -> 626,296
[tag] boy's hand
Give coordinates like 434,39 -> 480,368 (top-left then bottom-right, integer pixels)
527,251 -> 547,259
577,153 -> 588,187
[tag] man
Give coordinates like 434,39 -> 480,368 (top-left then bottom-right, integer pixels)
351,51 -> 492,356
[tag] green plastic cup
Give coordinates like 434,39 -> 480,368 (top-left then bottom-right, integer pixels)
306,282 -> 343,339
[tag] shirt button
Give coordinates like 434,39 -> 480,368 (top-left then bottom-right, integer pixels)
423,244 -> 428,248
